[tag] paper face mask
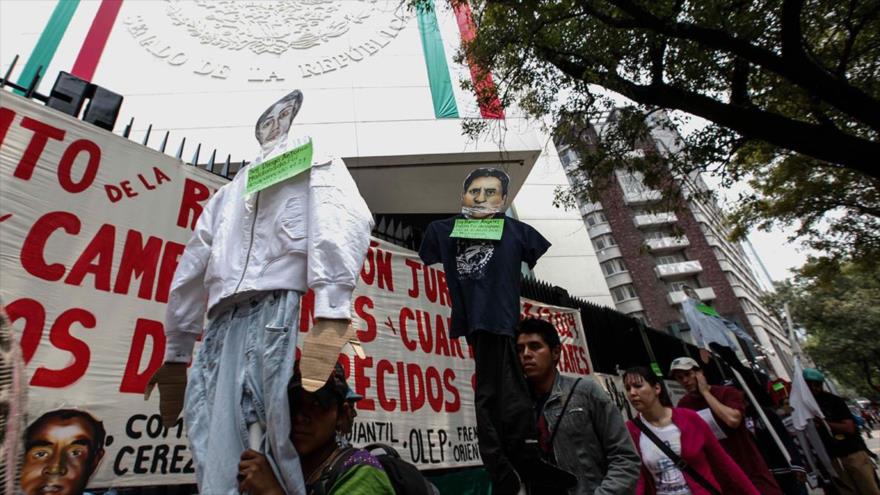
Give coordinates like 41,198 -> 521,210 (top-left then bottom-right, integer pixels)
255,90 -> 303,154
461,167 -> 509,218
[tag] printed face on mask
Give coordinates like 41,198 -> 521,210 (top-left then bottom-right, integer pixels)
254,90 -> 303,152
461,176 -> 506,218
257,102 -> 297,147
21,416 -> 104,495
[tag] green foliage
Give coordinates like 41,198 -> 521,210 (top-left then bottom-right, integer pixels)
441,0 -> 880,263
773,260 -> 880,399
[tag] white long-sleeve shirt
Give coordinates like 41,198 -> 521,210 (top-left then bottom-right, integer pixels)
163,152 -> 373,362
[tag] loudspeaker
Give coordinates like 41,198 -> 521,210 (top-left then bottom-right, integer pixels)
83,86 -> 123,131
45,71 -> 124,131
46,71 -> 89,117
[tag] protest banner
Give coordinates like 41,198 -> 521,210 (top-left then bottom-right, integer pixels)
0,94 -> 593,488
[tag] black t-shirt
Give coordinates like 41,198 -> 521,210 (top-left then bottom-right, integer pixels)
814,391 -> 863,457
418,214 -> 550,338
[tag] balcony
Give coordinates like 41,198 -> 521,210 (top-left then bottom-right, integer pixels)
655,260 -> 703,279
623,189 -> 662,206
645,236 -> 690,252
667,287 -> 716,305
704,233 -> 722,247
604,271 -> 632,289
579,202 -> 603,216
615,298 -> 644,315
587,222 -> 612,238
633,212 -> 677,228
596,246 -> 623,263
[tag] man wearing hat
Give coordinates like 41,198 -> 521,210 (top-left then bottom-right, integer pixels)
803,368 -> 880,495
670,357 -> 783,494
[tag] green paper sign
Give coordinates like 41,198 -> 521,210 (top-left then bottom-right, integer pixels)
450,218 -> 504,240
651,362 -> 663,377
772,382 -> 785,391
696,303 -> 720,317
245,139 -> 313,195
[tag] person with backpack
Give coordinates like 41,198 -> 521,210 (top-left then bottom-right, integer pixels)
623,366 -> 759,494
237,363 -> 436,495
236,364 -> 396,495
515,318 -> 641,494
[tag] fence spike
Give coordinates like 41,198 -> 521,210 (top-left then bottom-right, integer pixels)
25,65 -> 43,98
175,137 -> 186,159
122,117 -> 134,138
207,149 -> 216,171
2,54 -> 19,87
220,154 -> 231,177
159,131 -> 170,153
141,124 -> 153,146
190,143 -> 201,165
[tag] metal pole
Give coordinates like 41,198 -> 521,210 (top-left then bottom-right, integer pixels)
717,352 -> 792,464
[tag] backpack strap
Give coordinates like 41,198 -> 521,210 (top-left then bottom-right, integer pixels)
548,377 -> 581,448
311,447 -> 357,495
633,417 -> 722,495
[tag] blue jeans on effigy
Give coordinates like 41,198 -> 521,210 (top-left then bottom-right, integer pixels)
184,290 -> 304,495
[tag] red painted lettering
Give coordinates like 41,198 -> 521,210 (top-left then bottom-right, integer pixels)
57,139 -> 100,193
354,296 -> 376,343
30,308 -> 95,388
5,298 -> 45,364
443,369 -> 460,412
376,359 -> 396,412
406,363 -> 425,411
399,307 -> 417,351
353,356 -> 375,411
119,318 -> 166,393
176,178 -> 210,230
114,230 -> 163,300
16,117 -> 65,181
405,258 -> 421,298
21,211 -> 80,281
155,241 -> 185,303
64,224 -> 115,291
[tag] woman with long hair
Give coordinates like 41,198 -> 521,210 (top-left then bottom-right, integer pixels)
623,366 -> 759,495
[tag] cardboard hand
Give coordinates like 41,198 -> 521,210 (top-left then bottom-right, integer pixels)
144,362 -> 188,428
299,318 -> 354,392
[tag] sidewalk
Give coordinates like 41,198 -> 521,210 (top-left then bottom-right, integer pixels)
805,427 -> 880,495
867,426 -> 880,457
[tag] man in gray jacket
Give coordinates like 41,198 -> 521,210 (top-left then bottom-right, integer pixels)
516,319 -> 640,494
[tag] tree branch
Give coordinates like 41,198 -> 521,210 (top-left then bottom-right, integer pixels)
603,0 -> 880,131
534,44 -> 880,177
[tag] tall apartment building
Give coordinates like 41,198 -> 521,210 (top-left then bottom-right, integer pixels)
556,111 -> 794,379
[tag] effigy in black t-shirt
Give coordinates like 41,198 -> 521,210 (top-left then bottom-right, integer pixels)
418,214 -> 551,338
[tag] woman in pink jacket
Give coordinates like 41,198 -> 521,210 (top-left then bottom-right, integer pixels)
622,367 -> 758,495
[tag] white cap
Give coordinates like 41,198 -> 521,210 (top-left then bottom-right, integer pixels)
669,357 -> 700,374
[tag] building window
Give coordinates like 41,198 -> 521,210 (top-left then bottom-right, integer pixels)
644,228 -> 674,240
559,147 -> 580,168
586,211 -> 608,227
612,284 -> 638,302
592,234 -> 617,251
655,253 -> 687,265
601,258 -> 627,276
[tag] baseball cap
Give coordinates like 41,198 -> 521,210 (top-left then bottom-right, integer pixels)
290,362 -> 362,408
669,357 -> 700,374
802,368 -> 825,383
